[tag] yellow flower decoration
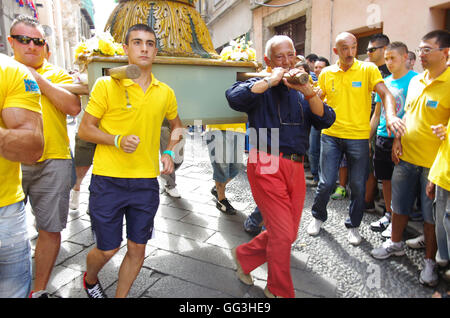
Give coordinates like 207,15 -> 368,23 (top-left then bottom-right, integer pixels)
74,32 -> 125,60
220,37 -> 256,62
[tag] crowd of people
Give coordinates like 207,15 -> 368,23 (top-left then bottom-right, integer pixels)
0,14 -> 449,299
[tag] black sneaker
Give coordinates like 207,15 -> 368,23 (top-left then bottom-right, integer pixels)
83,272 -> 107,298
216,199 -> 237,215
211,186 -> 218,200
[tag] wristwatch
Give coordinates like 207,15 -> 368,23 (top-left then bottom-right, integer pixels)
263,77 -> 272,88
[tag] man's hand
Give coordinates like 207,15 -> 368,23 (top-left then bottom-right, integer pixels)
386,115 -> 406,138
426,181 -> 436,200
391,137 -> 402,165
269,67 -> 288,87
120,135 -> 140,153
160,154 -> 174,175
283,69 -> 315,96
431,124 -> 447,141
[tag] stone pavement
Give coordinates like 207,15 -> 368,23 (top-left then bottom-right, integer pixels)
24,123 -> 448,299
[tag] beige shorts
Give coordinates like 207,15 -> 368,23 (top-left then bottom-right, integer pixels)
21,159 -> 72,232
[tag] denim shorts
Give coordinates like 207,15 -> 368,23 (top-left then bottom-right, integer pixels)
391,160 -> 434,224
0,201 -> 32,298
206,130 -> 245,183
89,175 -> 160,251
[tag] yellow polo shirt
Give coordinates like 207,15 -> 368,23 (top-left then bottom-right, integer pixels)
0,54 -> 41,207
206,123 -> 246,132
86,74 -> 178,178
319,59 -> 384,139
400,68 -> 450,168
34,60 -> 73,161
428,117 -> 450,191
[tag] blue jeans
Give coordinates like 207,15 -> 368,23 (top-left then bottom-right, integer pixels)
311,135 -> 369,228
434,186 -> 450,262
0,201 -> 32,298
308,126 -> 321,181
244,206 -> 264,231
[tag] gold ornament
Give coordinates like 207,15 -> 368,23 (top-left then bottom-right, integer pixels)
105,0 -> 218,58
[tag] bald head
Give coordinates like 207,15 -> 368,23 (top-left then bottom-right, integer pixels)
333,32 -> 357,70
335,32 -> 357,48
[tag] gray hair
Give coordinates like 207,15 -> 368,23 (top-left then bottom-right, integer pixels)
265,35 -> 295,60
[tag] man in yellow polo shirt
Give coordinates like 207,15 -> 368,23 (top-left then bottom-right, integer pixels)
307,32 -> 401,246
8,15 -> 81,298
0,53 -> 43,297
427,118 -> 450,290
78,24 -> 183,298
371,30 -> 450,287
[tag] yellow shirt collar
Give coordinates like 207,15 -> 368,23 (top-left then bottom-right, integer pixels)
120,73 -> 160,88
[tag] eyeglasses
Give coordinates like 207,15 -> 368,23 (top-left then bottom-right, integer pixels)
277,94 -> 304,126
415,47 -> 449,55
10,35 -> 46,47
366,46 -> 384,54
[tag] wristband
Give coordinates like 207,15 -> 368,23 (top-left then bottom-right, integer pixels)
114,135 -> 121,149
305,92 -> 316,101
163,150 -> 175,160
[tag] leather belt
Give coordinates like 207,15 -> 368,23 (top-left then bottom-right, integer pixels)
281,153 -> 305,163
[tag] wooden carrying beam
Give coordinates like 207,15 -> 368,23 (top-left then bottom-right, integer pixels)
236,71 -> 310,85
58,64 -> 142,95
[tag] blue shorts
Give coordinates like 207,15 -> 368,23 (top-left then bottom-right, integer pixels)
89,175 -> 160,251
391,160 -> 434,224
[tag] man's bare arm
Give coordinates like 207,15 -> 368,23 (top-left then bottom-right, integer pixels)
375,82 -> 406,137
0,107 -> 44,164
28,68 -> 81,116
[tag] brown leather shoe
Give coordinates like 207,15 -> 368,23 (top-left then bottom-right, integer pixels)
264,285 -> 284,298
231,247 -> 254,286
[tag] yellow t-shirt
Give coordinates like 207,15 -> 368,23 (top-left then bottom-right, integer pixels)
35,61 -> 74,161
428,117 -> 450,191
319,59 -> 384,139
206,123 -> 246,132
0,54 -> 41,207
86,74 -> 178,178
400,68 -> 450,168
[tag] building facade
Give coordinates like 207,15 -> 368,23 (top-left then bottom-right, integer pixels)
206,0 -> 450,69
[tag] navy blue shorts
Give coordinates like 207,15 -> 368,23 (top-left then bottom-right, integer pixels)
88,175 -> 160,251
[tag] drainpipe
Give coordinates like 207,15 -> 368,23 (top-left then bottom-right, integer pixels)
330,0 -> 334,62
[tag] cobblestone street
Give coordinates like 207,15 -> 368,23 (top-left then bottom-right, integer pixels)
23,124 -> 448,299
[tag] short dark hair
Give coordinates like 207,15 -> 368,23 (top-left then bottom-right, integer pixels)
317,56 -> 330,66
10,14 -> 43,35
408,51 -> 416,60
305,53 -> 318,62
386,41 -> 408,55
124,24 -> 157,45
422,30 -> 450,48
369,33 -> 390,47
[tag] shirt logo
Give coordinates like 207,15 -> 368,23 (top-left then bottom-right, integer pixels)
426,100 -> 438,109
24,79 -> 39,92
352,81 -> 362,88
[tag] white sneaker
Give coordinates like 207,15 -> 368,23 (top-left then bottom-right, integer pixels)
307,218 -> 323,236
347,228 -> 362,246
165,186 -> 181,198
419,258 -> 438,287
381,223 -> 392,238
371,239 -> 406,259
405,234 -> 425,249
69,190 -> 80,210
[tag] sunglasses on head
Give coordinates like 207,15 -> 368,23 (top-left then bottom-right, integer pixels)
11,35 -> 46,46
